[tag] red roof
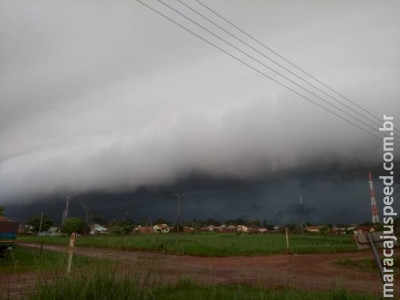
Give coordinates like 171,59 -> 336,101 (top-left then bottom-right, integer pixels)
0,216 -> 15,223
0,216 -> 18,233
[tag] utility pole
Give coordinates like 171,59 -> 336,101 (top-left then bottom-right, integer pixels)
79,199 -> 90,234
299,196 -> 304,236
368,171 -> 380,223
38,211 -> 44,235
62,196 -> 70,225
173,193 -> 183,234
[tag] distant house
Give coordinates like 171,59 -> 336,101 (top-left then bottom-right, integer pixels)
183,226 -> 194,233
217,225 -> 236,233
272,226 -> 279,232
153,224 -> 170,233
237,225 -> 249,233
90,224 -> 107,235
200,225 -> 223,233
18,224 -> 33,234
37,226 -> 62,237
306,226 -> 322,233
331,227 -> 346,235
200,226 -> 209,232
48,227 -> 62,237
133,226 -> 153,234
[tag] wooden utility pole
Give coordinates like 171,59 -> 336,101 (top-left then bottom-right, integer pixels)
174,193 -> 183,234
79,199 -> 90,234
299,196 -> 304,236
38,211 -> 43,235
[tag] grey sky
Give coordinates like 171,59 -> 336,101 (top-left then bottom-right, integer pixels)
0,0 -> 399,204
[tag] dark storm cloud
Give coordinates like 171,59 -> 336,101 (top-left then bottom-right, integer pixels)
0,0 -> 399,204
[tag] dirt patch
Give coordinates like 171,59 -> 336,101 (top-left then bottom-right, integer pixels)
2,242 -> 398,298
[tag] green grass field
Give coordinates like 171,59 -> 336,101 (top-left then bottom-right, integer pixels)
18,233 -> 358,256
4,237 -> 378,299
0,246 -> 108,273
336,256 -> 400,276
29,269 -> 377,300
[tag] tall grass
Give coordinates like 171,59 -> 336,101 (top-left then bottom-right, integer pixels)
0,246 -> 103,274
0,246 -> 113,300
29,269 -> 378,300
336,257 -> 400,276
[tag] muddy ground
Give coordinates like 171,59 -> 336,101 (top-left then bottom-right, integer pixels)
1,243 -> 398,299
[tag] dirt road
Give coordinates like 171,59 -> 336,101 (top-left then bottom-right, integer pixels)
2,243 -> 398,299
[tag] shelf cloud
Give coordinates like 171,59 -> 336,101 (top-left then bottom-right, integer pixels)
1,0 -> 399,204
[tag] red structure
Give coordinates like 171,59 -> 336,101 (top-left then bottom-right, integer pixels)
0,216 -> 18,256
368,171 -> 380,223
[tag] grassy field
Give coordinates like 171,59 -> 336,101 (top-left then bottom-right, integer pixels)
0,246 -> 108,273
336,256 -> 400,276
18,233 -> 358,256
29,269 -> 378,300
3,240 -> 378,299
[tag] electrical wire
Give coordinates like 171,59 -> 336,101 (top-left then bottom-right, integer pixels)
156,0 -> 385,139
194,0 -> 400,136
136,0 -> 398,148
176,0 -> 396,139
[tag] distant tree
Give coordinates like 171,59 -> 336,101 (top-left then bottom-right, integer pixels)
224,218 -> 244,226
107,225 -> 125,236
91,214 -> 108,226
373,222 -> 384,232
108,219 -> 135,234
137,217 -> 149,226
154,218 -> 168,225
336,224 -> 350,228
120,219 -> 135,234
0,206 -> 4,216
285,224 -> 297,231
319,225 -> 330,242
61,218 -> 84,235
183,218 -> 201,230
360,220 -> 373,227
247,220 -> 261,227
28,215 -> 54,232
204,218 -> 221,226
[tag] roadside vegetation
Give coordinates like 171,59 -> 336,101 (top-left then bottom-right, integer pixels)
0,246 -> 109,274
18,233 -> 357,257
336,256 -> 400,276
29,269 -> 377,300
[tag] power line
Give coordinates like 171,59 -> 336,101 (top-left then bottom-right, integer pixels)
157,0 -> 386,139
136,0 -> 390,145
176,0 -> 396,139
194,0 -> 400,136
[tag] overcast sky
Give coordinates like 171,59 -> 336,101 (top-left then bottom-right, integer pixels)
1,0 -> 399,205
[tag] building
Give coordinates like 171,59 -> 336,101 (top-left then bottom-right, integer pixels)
237,225 -> 249,233
306,226 -> 322,233
153,224 -> 170,233
133,226 -> 153,234
89,224 -> 107,235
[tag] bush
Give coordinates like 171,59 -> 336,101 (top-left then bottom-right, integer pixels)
61,218 -> 84,235
107,225 -> 125,236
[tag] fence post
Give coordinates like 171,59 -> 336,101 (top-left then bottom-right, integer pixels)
66,232 -> 76,275
285,229 -> 290,250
